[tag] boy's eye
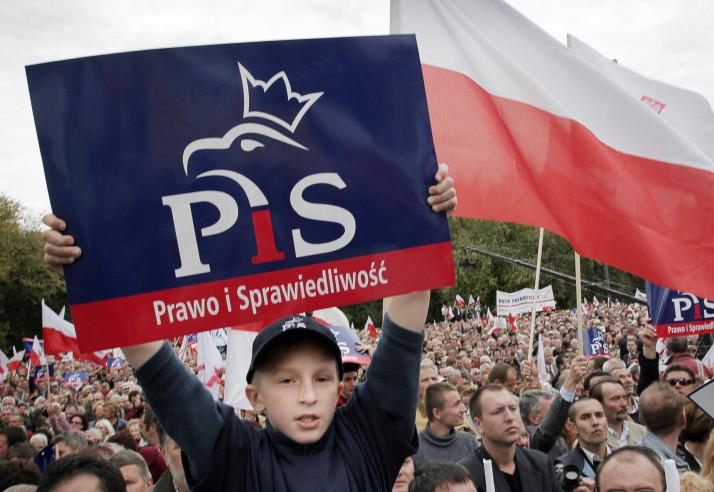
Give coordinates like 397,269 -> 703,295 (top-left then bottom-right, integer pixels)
278,378 -> 294,384
316,376 -> 332,383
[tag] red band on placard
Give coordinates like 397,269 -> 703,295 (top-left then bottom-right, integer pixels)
655,320 -> 714,339
71,241 -> 454,351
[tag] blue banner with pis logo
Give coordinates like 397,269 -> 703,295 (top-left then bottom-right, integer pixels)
26,36 -> 454,351
646,281 -> 714,338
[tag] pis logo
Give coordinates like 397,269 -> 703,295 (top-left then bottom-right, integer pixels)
162,63 -> 356,278
670,292 -> 714,322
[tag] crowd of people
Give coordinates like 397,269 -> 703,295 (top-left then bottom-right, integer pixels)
1,296 -> 713,491
1,169 -> 713,491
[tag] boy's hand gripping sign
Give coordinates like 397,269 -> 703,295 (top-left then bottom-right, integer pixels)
27,36 -> 454,351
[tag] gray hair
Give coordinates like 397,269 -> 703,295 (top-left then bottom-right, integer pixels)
519,390 -> 552,427
603,358 -> 626,374
110,449 -> 152,482
51,431 -> 88,452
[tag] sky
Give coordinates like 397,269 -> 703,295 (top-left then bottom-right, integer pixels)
1,0 -> 712,217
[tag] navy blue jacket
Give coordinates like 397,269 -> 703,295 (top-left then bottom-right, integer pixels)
135,315 -> 422,491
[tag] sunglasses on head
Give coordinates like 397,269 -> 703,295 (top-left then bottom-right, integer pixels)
666,378 -> 694,386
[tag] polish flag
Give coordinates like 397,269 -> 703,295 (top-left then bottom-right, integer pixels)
391,0 -> 714,300
6,350 -> 25,372
197,330 -> 224,400
365,315 -> 378,339
507,313 -> 519,332
455,294 -> 465,307
486,308 -> 494,323
0,349 -> 9,379
30,336 -> 46,367
42,301 -> 109,366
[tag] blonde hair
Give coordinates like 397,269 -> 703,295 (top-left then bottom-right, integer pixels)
680,472 -> 713,492
702,431 -> 714,484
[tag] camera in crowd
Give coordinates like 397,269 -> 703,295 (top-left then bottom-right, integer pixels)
559,464 -> 582,492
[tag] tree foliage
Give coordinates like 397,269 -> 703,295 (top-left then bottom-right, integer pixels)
0,194 -> 67,349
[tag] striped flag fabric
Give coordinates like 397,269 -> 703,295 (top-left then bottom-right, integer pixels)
42,301 -> 109,366
365,315 -> 378,339
391,0 -> 714,299
30,336 -> 46,367
0,349 -> 9,380
6,350 -> 25,372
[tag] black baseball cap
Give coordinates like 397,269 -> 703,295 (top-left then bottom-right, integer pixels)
246,315 -> 344,383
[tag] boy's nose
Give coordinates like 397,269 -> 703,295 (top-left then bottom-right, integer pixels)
299,382 -> 317,404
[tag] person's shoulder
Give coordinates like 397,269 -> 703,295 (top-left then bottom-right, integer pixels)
516,446 -> 552,466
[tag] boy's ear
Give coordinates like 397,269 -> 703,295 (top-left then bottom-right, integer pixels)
245,384 -> 263,408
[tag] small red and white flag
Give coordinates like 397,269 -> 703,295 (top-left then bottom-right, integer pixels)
0,349 -> 9,380
30,336 -> 46,367
507,313 -> 519,332
455,294 -> 465,307
365,315 -> 378,339
42,301 -> 109,366
468,295 -> 475,306
486,307 -> 494,323
6,350 -> 25,372
447,307 -> 455,321
197,330 -> 224,400
592,297 -> 600,308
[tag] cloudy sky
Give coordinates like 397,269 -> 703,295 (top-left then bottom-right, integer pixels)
1,0 -> 712,216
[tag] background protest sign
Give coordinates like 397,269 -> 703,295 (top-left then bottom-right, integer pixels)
27,36 -> 454,351
62,371 -> 89,389
583,328 -> 609,358
496,285 -> 556,316
646,281 -> 714,338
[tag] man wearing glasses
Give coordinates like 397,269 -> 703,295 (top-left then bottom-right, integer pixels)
663,364 -> 698,397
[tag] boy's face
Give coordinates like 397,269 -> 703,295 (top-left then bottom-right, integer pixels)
248,344 -> 341,444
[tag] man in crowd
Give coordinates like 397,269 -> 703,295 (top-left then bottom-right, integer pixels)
417,361 -> 441,433
110,449 -> 154,492
413,382 -> 476,468
637,382 -> 690,472
663,364 -> 699,397
602,358 -> 638,422
590,379 -> 646,449
595,446 -> 666,492
409,461 -> 476,492
50,432 -> 88,460
37,454 -> 126,492
520,356 -> 587,457
460,384 -> 568,492
337,362 -> 360,408
555,398 -> 609,482
487,363 -> 517,393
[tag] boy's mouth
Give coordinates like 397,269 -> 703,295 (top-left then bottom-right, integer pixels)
295,414 -> 320,430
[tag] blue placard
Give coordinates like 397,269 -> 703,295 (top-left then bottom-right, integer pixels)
27,36 -> 454,350
62,370 -> 89,388
583,328 -> 609,357
646,281 -> 714,338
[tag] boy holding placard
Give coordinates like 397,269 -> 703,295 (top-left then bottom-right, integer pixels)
42,165 -> 456,491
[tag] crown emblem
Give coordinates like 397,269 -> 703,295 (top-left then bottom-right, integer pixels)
239,63 -> 323,133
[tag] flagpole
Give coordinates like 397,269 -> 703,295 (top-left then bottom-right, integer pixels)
575,251 -> 584,355
527,228 -> 545,362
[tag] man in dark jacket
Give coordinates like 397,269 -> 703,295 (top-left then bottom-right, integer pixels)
461,385 -> 575,492
555,398 -> 608,484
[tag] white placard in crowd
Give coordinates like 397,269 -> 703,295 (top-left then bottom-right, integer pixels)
496,285 -> 556,316
688,379 -> 714,421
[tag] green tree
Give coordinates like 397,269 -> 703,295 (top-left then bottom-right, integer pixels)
0,194 -> 67,350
